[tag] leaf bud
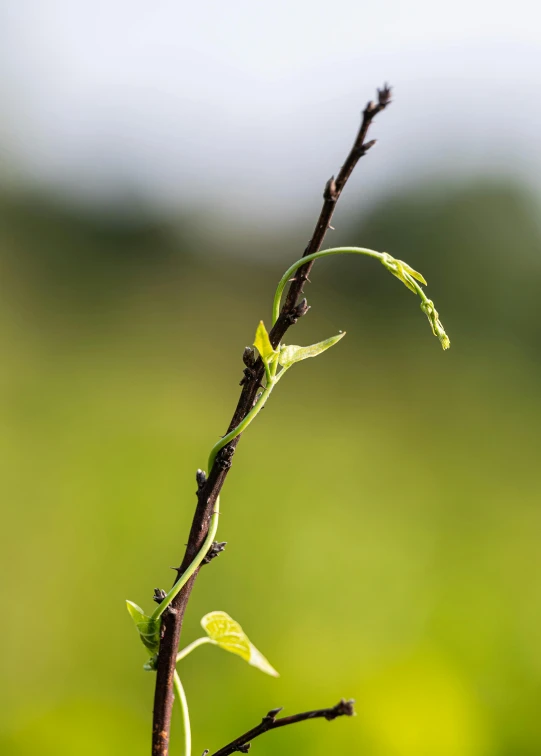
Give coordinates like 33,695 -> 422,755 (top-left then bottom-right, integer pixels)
242,346 -> 256,367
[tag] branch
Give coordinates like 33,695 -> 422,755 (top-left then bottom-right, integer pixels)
151,85 -> 391,756
205,699 -> 355,756
278,83 -> 392,320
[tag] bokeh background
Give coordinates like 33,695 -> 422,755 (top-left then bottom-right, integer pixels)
1,3 -> 541,755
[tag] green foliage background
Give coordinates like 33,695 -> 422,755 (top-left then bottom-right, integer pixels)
0,179 -> 540,755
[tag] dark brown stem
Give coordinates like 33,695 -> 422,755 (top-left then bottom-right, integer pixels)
207,699 -> 355,756
151,85 -> 391,756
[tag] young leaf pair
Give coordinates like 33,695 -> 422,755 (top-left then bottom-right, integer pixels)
254,319 -> 346,373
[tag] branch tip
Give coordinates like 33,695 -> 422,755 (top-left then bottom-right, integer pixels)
209,698 -> 355,755
364,84 -> 392,118
325,698 -> 356,720
378,83 -> 392,106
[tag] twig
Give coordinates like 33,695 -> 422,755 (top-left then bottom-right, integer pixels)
278,83 -> 392,322
151,85 -> 391,756
207,699 -> 355,756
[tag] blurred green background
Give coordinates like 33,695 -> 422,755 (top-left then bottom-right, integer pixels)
0,175 -> 540,756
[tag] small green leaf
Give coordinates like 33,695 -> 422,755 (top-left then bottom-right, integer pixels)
279,332 -> 346,368
400,260 -> 427,286
143,655 -> 158,671
201,611 -> 279,677
126,600 -> 160,655
126,600 -> 146,622
253,321 -> 277,366
381,252 -> 427,292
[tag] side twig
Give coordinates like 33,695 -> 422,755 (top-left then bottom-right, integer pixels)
151,85 -> 391,756
206,700 -> 355,756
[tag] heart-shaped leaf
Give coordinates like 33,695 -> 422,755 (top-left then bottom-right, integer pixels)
201,611 -> 279,677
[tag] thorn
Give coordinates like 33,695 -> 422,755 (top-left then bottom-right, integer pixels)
361,139 -> 377,155
238,745 -> 251,754
263,706 -> 283,722
295,268 -> 311,284
328,224 -> 335,230
202,751 -> 209,756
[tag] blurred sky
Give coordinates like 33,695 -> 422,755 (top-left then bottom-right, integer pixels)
1,1 -> 540,222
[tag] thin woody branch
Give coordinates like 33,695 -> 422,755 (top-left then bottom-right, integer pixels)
205,699 -> 355,756
151,85 -> 391,756
278,83 -> 391,319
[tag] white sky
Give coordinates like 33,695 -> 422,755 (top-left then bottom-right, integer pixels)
1,1 -> 540,221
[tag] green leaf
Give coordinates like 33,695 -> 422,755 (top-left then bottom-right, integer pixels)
279,332 -> 346,368
253,321 -> 277,366
400,260 -> 427,286
143,655 -> 158,671
201,611 -> 279,677
381,252 -> 427,292
126,600 -> 160,655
